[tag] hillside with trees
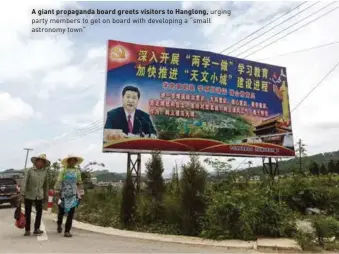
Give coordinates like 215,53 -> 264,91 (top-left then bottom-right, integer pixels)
238,150 -> 339,177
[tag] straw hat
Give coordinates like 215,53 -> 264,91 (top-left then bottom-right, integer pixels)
31,154 -> 51,167
61,155 -> 84,168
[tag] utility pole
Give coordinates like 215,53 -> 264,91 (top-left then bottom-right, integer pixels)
298,139 -> 302,172
246,160 -> 253,177
295,138 -> 307,174
23,148 -> 33,170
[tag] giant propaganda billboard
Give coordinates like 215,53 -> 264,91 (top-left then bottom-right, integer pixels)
102,40 -> 295,157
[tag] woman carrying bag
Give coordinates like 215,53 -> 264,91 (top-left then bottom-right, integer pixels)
54,155 -> 83,238
20,154 -> 50,236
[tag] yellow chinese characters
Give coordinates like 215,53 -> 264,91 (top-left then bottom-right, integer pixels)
136,64 -> 178,81
219,73 -> 227,86
254,66 -> 261,78
190,70 -> 199,82
189,70 -> 222,85
158,66 -> 168,79
262,68 -> 268,79
221,60 -> 228,72
147,66 -> 157,78
136,64 -> 146,77
137,49 -> 180,66
253,80 -> 261,91
171,53 -> 180,65
201,56 -> 210,68
191,55 -> 200,67
261,81 -> 268,92
246,65 -> 252,76
237,77 -> 244,89
149,51 -> 158,62
138,50 -> 148,62
238,63 -> 245,75
169,68 -> 179,80
245,78 -> 252,89
160,52 -> 170,64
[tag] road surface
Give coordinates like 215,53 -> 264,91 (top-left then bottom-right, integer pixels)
0,204 -> 258,253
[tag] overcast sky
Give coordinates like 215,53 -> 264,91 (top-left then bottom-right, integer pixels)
1,0 -> 338,175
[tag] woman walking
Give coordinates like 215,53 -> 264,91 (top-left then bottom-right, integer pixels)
54,155 -> 83,237
21,154 -> 50,236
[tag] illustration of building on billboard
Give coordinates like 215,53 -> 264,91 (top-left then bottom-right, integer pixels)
102,40 -> 295,157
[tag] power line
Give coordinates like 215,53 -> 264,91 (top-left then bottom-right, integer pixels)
291,59 -> 339,112
23,148 -> 33,170
56,119 -> 102,140
227,1 -> 318,55
42,121 -> 103,150
235,158 -> 247,170
220,1 -> 308,54
33,120 -> 102,149
257,40 -> 339,60
242,3 -> 339,58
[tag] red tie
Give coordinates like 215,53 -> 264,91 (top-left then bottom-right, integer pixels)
128,115 -> 133,133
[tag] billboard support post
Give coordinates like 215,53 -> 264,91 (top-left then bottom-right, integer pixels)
262,157 -> 279,181
127,153 -> 141,194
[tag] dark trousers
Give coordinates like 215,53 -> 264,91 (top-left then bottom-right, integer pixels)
24,198 -> 43,232
57,205 -> 75,233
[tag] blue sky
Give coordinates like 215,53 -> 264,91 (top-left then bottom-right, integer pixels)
1,0 -> 339,174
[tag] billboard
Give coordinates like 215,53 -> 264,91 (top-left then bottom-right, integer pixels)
103,40 -> 295,157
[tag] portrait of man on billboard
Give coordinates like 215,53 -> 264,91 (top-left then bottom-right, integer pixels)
104,85 -> 157,140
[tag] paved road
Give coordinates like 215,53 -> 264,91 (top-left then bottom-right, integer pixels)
0,204 -> 258,253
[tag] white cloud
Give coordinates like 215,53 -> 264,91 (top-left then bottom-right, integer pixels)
152,39 -> 191,48
0,1 -> 77,83
87,46 -> 106,59
42,65 -> 85,90
92,99 -> 104,119
34,45 -> 107,100
0,92 -> 35,121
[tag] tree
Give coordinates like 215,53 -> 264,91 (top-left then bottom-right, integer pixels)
144,151 -> 165,221
80,161 -> 105,189
328,160 -> 336,174
320,163 -> 327,175
168,162 -> 180,195
295,138 -> 307,174
180,154 -> 208,236
309,161 -> 320,176
48,159 -> 61,188
245,160 -> 253,178
335,160 -> 339,174
204,157 -> 235,178
120,169 -> 136,228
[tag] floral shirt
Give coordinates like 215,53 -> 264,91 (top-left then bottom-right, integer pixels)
54,167 -> 82,213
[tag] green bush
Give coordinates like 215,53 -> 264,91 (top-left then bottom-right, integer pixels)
120,170 -> 136,228
74,164 -> 339,247
295,232 -> 318,251
279,176 -> 339,215
76,186 -> 122,228
313,216 -> 339,247
179,155 -> 208,236
200,185 -> 297,240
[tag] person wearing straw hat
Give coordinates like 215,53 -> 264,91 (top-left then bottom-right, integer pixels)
54,155 -> 83,237
21,154 -> 50,236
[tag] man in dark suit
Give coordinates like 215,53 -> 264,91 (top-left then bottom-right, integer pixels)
104,86 -> 157,138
